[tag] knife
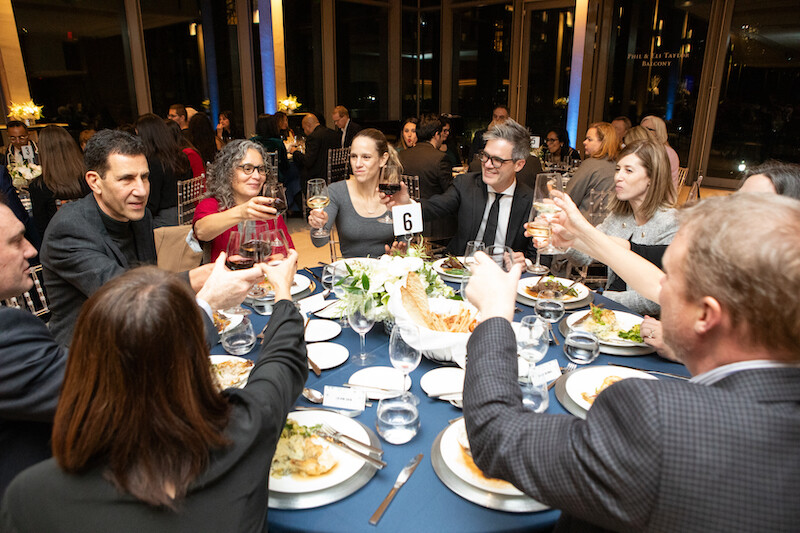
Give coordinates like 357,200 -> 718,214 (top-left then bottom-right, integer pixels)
317,433 -> 387,469
607,363 -> 689,380
369,453 -> 423,525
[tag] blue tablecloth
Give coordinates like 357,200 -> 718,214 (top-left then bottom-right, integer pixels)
210,269 -> 690,533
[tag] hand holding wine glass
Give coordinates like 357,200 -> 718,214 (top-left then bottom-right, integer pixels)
307,179 -> 331,238
377,171 -> 401,224
531,173 -> 565,255
263,181 -> 288,219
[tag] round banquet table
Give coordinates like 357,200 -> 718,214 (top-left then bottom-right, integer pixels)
210,267 -> 690,533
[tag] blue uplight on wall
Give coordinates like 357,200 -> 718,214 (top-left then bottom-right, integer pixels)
258,0 -> 277,114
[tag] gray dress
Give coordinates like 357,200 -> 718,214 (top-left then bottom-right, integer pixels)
567,207 -> 678,315
311,180 -> 396,258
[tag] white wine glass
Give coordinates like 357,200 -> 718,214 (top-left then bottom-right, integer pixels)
525,201 -> 550,275
389,324 -> 421,395
307,178 -> 331,238
532,173 -> 565,255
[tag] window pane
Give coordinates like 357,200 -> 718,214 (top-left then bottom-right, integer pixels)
603,0 -> 710,164
282,0 -> 324,117
707,0 -> 800,179
401,8 -> 440,119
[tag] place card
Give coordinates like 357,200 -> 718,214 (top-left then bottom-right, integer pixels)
392,202 -> 423,236
323,385 -> 367,411
532,360 -> 562,383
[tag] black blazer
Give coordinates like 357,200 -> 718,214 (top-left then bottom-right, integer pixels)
421,172 -> 535,257
294,125 -> 341,184
340,120 -> 362,148
398,142 -> 452,199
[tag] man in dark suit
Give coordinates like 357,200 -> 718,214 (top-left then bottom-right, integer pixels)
462,193 -> 800,532
386,119 -> 535,262
332,105 -> 361,148
293,113 -> 341,186
469,104 -> 510,160
0,194 -> 266,498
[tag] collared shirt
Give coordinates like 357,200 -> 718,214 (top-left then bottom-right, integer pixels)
340,119 -> 351,147
690,359 -> 800,386
475,180 -> 516,246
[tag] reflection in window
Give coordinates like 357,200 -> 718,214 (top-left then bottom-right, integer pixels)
451,3 -> 512,135
282,0 -> 324,118
603,0 -> 709,163
335,1 -> 389,122
708,0 -> 800,179
401,8 -> 440,119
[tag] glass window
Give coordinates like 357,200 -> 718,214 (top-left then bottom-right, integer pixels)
451,3 -> 513,137
707,0 -> 800,180
282,0 -> 324,117
335,1 -> 389,122
603,0 -> 710,164
401,8 -> 440,119
525,6 -> 574,138
11,0 -> 136,129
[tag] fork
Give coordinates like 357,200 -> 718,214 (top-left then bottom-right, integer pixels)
319,422 -> 384,456
548,362 -> 576,391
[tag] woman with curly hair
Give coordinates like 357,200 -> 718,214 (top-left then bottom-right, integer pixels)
193,140 -> 294,262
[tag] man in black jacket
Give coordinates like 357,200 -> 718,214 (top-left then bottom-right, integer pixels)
293,114 -> 341,187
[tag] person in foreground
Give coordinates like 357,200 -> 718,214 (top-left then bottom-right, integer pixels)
1,250 -> 307,533
463,194 -> 800,532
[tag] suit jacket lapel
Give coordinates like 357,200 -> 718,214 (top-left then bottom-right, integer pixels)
506,184 -> 531,248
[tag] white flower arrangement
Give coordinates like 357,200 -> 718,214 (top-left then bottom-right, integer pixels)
337,245 -> 455,322
277,95 -> 301,113
8,161 -> 42,189
7,100 -> 43,121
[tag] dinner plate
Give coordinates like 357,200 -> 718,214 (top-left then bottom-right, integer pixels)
304,319 -> 342,342
440,419 -> 524,496
516,276 -> 590,303
565,366 -> 657,411
348,366 -> 411,400
214,312 -> 243,334
420,367 -> 465,400
269,410 -> 373,494
253,273 -> 311,301
208,355 -> 253,389
565,310 -> 648,347
558,318 -> 654,356
306,342 -> 349,370
314,300 -> 346,319
432,256 -> 470,282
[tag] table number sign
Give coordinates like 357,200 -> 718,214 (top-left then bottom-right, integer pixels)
392,202 -> 423,237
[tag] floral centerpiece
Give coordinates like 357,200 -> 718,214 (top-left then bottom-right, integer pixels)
8,100 -> 43,125
336,244 -> 455,323
278,95 -> 301,114
9,161 -> 42,189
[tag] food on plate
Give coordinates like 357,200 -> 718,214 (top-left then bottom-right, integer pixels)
580,304 -> 644,343
401,272 -> 477,333
580,375 -> 623,405
524,276 -> 579,300
212,311 -> 231,333
258,278 -> 274,292
441,256 -> 467,277
270,419 -> 338,478
455,425 -> 517,490
210,358 -> 254,390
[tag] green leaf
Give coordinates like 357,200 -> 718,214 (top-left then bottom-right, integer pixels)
345,262 -> 353,275
362,273 -> 370,291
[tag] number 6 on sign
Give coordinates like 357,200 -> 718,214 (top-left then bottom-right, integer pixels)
392,203 -> 423,236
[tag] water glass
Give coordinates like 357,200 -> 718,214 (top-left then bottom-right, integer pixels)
459,271 -> 471,302
376,393 -> 420,445
520,364 -> 549,413
534,299 -> 565,344
564,330 -> 601,365
221,316 -> 256,355
389,324 -> 422,388
486,244 -> 514,272
516,316 -> 549,364
463,240 -> 485,269
348,305 -> 375,366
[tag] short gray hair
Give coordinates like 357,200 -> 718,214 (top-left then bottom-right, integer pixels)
677,193 -> 800,360
205,139 -> 268,210
483,119 -> 530,161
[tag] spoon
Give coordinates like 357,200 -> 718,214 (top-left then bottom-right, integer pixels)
303,387 -> 324,404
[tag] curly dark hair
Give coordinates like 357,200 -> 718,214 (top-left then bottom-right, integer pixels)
205,139 -> 268,210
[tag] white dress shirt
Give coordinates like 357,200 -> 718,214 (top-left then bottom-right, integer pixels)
690,359 -> 800,386
475,181 -> 516,246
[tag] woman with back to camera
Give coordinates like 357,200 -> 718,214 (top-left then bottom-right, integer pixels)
28,125 -> 90,236
641,115 -> 680,188
308,128 -> 402,257
135,113 -> 192,227
188,112 -> 219,165
165,119 -> 205,179
565,122 -> 619,216
193,139 -> 294,262
0,255 -> 306,532
544,127 -> 580,163
395,118 -> 417,152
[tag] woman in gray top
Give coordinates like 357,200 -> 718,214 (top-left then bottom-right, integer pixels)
566,122 -> 620,217
309,129 -> 402,258
565,139 -> 677,315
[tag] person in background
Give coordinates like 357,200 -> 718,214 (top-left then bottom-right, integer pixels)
622,125 -> 656,147
739,160 -> 800,198
611,115 -> 632,140
193,139 -> 294,262
470,105 -> 510,159
215,110 -> 237,148
4,121 -> 39,170
309,128 -> 402,257
165,120 -> 205,179
641,115 -> 680,188
273,111 -> 294,142
395,117 -> 417,152
250,115 -> 300,209
332,105 -> 361,148
462,193 -> 800,531
188,112 -> 219,165
167,104 -> 189,132
292,113 -> 340,188
28,125 -> 90,236
0,168 -> 40,251
397,114 -> 451,200
78,129 -> 96,152
135,114 -> 192,227
437,115 -> 461,169
1,250 -> 307,532
544,127 -> 580,163
566,122 -> 619,216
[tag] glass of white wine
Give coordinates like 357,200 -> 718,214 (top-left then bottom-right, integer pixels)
525,201 -> 550,275
532,173 -> 565,255
307,178 -> 331,238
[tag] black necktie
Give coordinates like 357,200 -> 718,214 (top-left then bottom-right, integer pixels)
483,193 -> 503,246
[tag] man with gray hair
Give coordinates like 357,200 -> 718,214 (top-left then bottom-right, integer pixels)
462,193 -> 800,531
385,119 -> 535,262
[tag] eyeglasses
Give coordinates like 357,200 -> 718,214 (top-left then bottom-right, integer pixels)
478,150 -> 516,169
8,135 -> 28,141
545,138 -> 559,143
238,164 -> 268,175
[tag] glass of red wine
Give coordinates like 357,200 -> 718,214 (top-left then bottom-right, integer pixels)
266,228 -> 289,265
223,231 -> 253,314
263,181 -> 288,219
377,169 -> 400,224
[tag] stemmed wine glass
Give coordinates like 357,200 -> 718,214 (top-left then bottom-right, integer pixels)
534,299 -> 565,345
348,296 -> 375,366
532,173 -> 565,255
266,228 -> 289,264
376,170 -> 400,224
463,240 -> 485,271
516,316 -> 550,412
307,179 -> 330,238
525,202 -> 550,275
224,231 -> 253,315
388,324 -> 422,396
485,244 -> 514,272
263,181 -> 288,219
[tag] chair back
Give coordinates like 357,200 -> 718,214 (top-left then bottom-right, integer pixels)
328,225 -> 342,263
400,174 -> 421,200
3,264 -> 50,319
673,167 -> 688,206
264,151 -> 279,182
177,173 -> 207,225
327,147 -> 350,184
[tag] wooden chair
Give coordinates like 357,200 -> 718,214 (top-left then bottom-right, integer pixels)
400,174 -> 421,200
3,264 -> 50,319
673,167 -> 688,206
327,147 -> 350,184
177,174 -> 206,226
